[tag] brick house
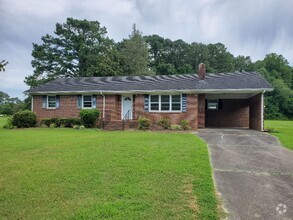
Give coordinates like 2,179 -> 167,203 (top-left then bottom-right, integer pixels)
25,64 -> 273,130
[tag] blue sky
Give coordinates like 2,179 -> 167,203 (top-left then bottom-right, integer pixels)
0,0 -> 292,99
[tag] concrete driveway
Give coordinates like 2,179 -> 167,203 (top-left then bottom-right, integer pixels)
197,129 -> 293,220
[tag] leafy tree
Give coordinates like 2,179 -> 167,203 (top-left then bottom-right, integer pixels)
265,79 -> 293,119
25,18 -> 122,88
0,91 -> 26,115
0,60 -> 8,72
262,53 -> 292,89
207,43 -> 234,73
156,63 -> 176,75
119,24 -> 152,75
233,56 -> 253,72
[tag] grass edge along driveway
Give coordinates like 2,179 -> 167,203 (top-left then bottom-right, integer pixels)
0,126 -> 222,219
265,120 -> 293,150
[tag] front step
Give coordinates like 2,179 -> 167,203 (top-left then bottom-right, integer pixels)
103,120 -> 138,131
103,120 -> 122,131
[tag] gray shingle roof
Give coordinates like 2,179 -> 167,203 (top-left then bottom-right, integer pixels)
25,72 -> 273,94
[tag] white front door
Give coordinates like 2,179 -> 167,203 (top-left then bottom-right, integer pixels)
122,95 -> 133,120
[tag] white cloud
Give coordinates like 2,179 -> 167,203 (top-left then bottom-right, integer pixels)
0,0 -> 292,99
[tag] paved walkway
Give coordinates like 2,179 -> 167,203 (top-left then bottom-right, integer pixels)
197,129 -> 293,220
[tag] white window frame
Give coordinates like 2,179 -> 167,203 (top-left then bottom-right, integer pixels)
149,94 -> 182,112
82,95 -> 93,109
207,99 -> 218,110
47,95 -> 56,109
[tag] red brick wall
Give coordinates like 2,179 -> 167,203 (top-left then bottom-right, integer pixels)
134,94 -> 198,130
33,95 -> 122,121
248,94 -> 262,131
198,94 -> 206,128
206,99 -> 249,128
33,94 -> 199,129
100,95 -> 121,121
33,95 -> 80,119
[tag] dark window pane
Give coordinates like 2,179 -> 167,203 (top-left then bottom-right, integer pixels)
48,102 -> 56,108
83,95 -> 92,102
151,103 -> 159,110
161,103 -> 170,111
150,95 -> 159,102
208,100 -> 218,110
172,103 -> 181,111
83,102 -> 92,108
48,96 -> 56,102
161,95 -> 169,102
172,95 -> 181,103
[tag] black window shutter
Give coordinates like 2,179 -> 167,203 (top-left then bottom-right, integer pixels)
182,94 -> 187,112
56,95 -> 60,109
92,95 -> 97,108
77,95 -> 82,108
144,95 -> 149,112
42,95 -> 47,108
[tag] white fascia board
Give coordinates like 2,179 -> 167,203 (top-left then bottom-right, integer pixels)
25,88 -> 273,95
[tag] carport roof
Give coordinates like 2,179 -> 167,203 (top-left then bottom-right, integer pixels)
25,71 -> 273,94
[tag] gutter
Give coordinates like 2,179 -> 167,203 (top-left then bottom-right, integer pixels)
25,88 -> 274,95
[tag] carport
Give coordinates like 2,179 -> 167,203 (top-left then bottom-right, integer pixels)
198,92 -> 264,131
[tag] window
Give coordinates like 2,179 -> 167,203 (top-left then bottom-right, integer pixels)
149,95 -> 181,112
150,95 -> 159,111
207,100 -> 218,110
83,95 -> 92,108
47,95 -> 56,108
161,95 -> 170,111
172,95 -> 181,111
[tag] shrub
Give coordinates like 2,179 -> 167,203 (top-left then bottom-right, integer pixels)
80,109 -> 100,128
40,124 -> 48,128
49,123 -> 56,128
3,117 -> 14,129
171,124 -> 181,130
40,118 -> 81,128
138,117 -> 151,130
12,110 -> 36,128
264,127 -> 278,133
157,118 -> 171,129
180,120 -> 191,130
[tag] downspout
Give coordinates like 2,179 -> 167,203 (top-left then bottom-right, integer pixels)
100,92 -> 105,119
261,90 -> 265,131
31,96 -> 34,111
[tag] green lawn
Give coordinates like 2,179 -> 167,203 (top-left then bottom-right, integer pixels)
0,117 -> 221,219
265,120 -> 293,150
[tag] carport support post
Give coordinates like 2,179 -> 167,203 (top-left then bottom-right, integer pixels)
261,91 -> 265,131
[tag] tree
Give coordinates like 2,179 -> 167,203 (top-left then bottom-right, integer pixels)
263,53 -> 293,89
0,91 -> 26,115
25,18 -> 122,88
233,56 -> 253,72
0,60 -> 8,72
119,24 -> 152,75
207,43 -> 234,73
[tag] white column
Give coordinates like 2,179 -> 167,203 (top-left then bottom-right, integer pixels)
261,91 -> 265,131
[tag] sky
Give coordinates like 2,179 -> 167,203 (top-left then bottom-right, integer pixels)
0,0 -> 293,100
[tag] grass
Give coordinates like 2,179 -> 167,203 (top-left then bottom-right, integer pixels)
265,120 -> 293,150
0,117 -> 221,219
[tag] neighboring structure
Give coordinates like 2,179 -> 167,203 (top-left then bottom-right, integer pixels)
25,64 -> 273,130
